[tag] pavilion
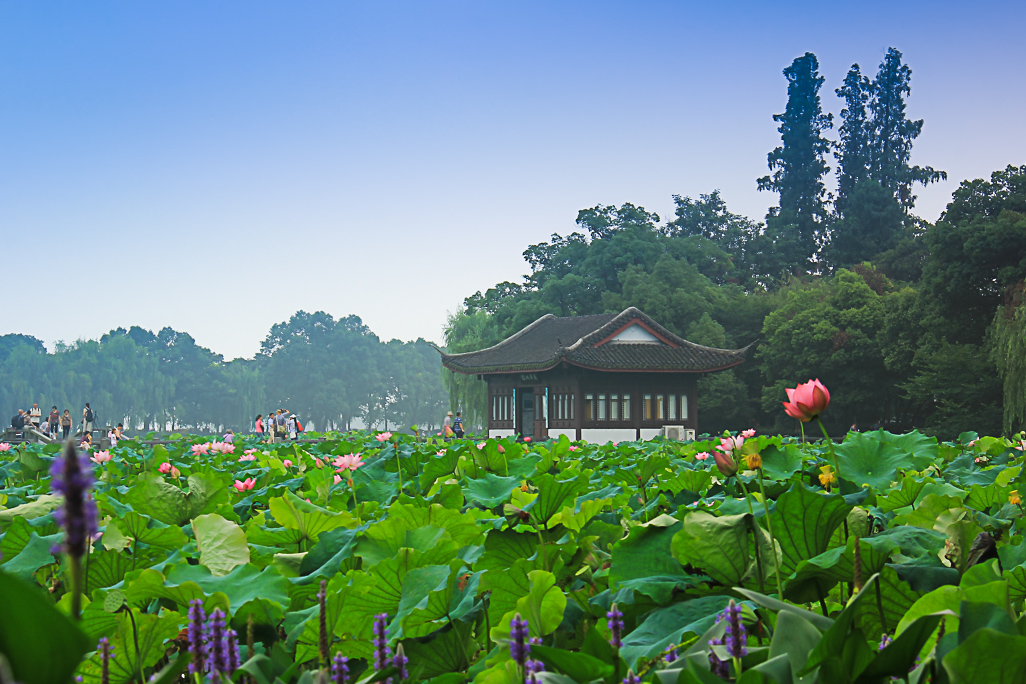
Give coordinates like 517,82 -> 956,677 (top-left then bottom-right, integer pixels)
438,307 -> 751,442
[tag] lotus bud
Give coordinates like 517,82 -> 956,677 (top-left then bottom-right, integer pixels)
713,450 -> 738,477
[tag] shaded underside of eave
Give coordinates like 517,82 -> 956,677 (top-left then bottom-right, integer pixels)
440,353 -> 748,376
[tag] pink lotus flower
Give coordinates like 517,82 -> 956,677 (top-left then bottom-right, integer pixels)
233,478 -> 255,492
91,450 -> 112,464
718,435 -> 744,454
375,432 -> 393,442
333,474 -> 342,485
524,437 -> 531,443
170,465 -> 180,478
158,462 -> 172,474
498,445 -> 505,453
436,449 -> 446,456
244,448 -> 257,455
238,453 -> 257,462
783,379 -> 831,422
742,429 -> 756,439
1016,440 -> 1026,452
0,442 -> 11,451
568,445 -> 579,452
210,441 -> 235,454
436,432 -> 442,437
283,459 -> 293,468
191,443 -> 210,455
695,452 -> 710,461
314,457 -> 324,468
334,453 -> 365,471
477,442 -> 486,450
967,440 -> 978,448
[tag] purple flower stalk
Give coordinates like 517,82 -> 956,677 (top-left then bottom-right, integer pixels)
226,629 -> 240,674
318,580 -> 329,666
664,648 -> 678,664
373,613 -> 392,671
187,599 -> 207,674
707,637 -> 729,679
392,643 -> 409,681
98,637 -> 112,684
509,613 -> 530,667
206,608 -> 228,681
331,653 -> 350,684
723,600 -> 747,659
623,670 -> 640,684
50,442 -> 98,559
607,603 -> 625,649
878,633 -> 892,651
525,659 -> 545,684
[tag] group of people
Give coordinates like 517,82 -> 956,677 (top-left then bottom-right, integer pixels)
254,410 -> 304,443
10,402 -> 87,440
442,411 -> 465,440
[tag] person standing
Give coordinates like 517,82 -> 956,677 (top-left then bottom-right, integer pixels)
29,403 -> 42,429
255,414 -> 264,440
276,409 -> 287,441
287,413 -> 297,441
453,411 -> 465,439
61,409 -> 72,439
47,406 -> 60,438
82,403 -> 94,437
443,411 -> 453,441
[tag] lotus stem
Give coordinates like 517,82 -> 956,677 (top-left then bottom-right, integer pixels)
736,478 -> 765,594
757,469 -> 783,597
815,417 -> 842,485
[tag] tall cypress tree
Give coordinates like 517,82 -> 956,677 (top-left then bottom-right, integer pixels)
868,48 -> 946,211
834,64 -> 872,215
758,52 -> 833,271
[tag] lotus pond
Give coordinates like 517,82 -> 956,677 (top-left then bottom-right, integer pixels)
1,428 -> 1025,684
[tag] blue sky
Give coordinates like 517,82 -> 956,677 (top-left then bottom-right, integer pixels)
1,1 -> 1023,359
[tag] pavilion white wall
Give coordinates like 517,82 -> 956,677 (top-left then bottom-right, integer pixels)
488,429 -> 516,439
580,428 -> 636,444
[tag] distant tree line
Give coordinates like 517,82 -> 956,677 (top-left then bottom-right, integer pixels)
445,48 -> 1026,439
0,312 -> 448,434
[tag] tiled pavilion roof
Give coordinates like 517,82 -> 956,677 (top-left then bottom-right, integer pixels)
438,307 -> 751,374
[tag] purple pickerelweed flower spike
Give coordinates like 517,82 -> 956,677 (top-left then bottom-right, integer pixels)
206,608 -> 227,680
187,600 -> 207,675
373,613 -> 392,671
723,600 -> 747,659
607,602 -> 625,649
226,629 -> 240,674
525,659 -> 545,684
664,648 -> 678,665
707,637 -> 730,679
878,633 -> 893,651
622,670 -> 641,684
98,637 -> 112,684
509,613 -> 530,668
50,442 -> 98,559
392,643 -> 409,681
331,652 -> 351,684
318,580 -> 329,666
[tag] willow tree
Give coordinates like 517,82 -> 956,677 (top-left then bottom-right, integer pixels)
993,287 -> 1026,435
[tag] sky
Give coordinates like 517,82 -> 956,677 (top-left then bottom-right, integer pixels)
1,1 -> 1024,360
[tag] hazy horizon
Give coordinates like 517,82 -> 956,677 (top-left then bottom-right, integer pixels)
2,1 -> 1024,360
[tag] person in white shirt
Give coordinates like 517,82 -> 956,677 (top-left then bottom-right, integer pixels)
29,403 -> 42,428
